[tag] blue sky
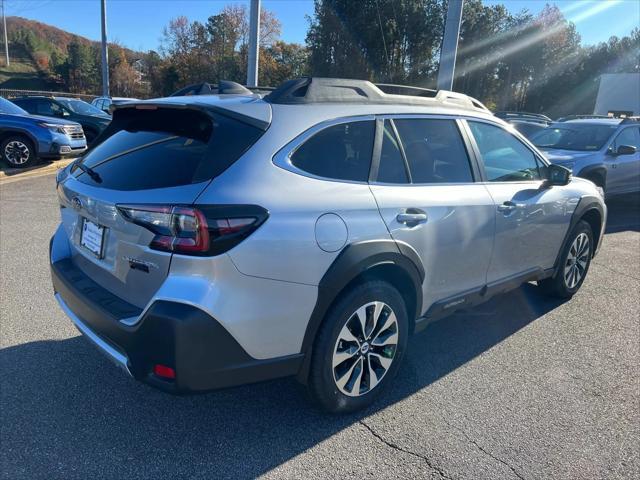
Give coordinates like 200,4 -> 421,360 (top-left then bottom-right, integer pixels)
6,0 -> 640,52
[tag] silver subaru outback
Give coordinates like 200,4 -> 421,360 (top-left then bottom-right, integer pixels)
50,78 -> 606,412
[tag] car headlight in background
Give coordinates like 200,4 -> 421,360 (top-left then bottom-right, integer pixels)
38,122 -> 68,134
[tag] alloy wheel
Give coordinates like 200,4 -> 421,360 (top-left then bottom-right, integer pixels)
4,141 -> 31,165
332,301 -> 398,397
564,232 -> 590,289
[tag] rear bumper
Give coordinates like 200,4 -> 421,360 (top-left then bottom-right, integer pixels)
50,256 -> 303,394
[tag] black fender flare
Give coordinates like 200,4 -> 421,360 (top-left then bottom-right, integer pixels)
575,164 -> 607,187
296,239 -> 424,382
552,195 -> 605,277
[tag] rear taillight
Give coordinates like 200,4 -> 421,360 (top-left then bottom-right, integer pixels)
117,204 -> 267,256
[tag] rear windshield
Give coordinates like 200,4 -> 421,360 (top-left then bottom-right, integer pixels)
72,107 -> 264,190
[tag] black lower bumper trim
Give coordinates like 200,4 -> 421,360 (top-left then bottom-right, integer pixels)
51,258 -> 303,393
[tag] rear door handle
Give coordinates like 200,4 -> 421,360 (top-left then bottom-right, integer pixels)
396,211 -> 428,225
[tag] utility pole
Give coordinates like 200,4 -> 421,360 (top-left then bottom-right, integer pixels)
246,0 -> 260,87
437,0 -> 464,91
2,0 -> 9,67
100,0 -> 110,96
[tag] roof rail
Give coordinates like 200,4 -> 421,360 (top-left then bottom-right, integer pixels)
555,114 -> 612,122
621,116 -> 640,124
494,111 -> 551,123
263,77 -> 490,112
375,83 -> 437,97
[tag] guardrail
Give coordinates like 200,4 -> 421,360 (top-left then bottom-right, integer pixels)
0,88 -> 96,101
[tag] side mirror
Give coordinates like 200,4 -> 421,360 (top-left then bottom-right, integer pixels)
616,145 -> 636,156
544,164 -> 571,187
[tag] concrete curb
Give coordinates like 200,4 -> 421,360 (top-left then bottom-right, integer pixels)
0,158 -> 75,185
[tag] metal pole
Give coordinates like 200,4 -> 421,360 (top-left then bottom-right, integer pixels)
437,0 -> 464,91
2,0 -> 9,67
100,0 -> 110,96
246,0 -> 260,87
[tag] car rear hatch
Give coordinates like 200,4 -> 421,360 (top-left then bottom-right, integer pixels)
56,99 -> 270,309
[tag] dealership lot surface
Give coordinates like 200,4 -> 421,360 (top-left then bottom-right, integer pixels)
1,174 -> 638,479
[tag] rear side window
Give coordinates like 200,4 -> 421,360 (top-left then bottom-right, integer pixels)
74,108 -> 264,190
468,121 -> 542,182
394,118 -> 473,183
290,121 -> 375,182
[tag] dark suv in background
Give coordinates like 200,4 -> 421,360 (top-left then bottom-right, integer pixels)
13,96 -> 111,144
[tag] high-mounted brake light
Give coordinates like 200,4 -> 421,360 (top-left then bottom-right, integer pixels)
117,204 -> 268,256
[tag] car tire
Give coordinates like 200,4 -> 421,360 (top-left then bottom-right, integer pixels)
538,220 -> 594,298
307,280 -> 409,413
1,136 -> 37,168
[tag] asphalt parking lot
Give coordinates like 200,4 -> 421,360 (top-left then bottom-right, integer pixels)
1,173 -> 639,480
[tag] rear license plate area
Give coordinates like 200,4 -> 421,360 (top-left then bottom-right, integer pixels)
80,218 -> 106,258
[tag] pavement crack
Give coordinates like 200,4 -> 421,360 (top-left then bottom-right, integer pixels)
358,420 -> 453,480
442,419 -> 525,480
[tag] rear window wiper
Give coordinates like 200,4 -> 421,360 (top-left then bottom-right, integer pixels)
74,161 -> 102,183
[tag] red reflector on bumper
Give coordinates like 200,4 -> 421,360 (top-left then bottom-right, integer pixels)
153,364 -> 176,379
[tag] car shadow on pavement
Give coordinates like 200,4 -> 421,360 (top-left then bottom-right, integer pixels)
1,284 -> 563,479
605,193 -> 640,233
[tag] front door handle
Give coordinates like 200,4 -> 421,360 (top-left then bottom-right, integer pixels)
397,210 -> 428,226
497,201 -> 522,213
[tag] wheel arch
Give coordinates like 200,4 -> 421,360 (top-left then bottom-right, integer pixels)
0,128 -> 39,150
552,196 -> 605,278
575,164 -> 607,189
296,239 -> 424,383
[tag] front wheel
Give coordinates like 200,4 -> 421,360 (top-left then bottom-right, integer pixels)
308,280 -> 409,413
539,220 -> 593,298
1,136 -> 37,168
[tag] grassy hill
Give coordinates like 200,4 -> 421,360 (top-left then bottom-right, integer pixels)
0,43 -> 55,90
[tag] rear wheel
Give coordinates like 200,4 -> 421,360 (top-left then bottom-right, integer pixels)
1,136 -> 37,168
539,220 -> 593,298
308,280 -> 408,413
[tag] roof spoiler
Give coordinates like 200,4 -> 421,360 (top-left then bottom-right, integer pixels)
111,100 -> 270,131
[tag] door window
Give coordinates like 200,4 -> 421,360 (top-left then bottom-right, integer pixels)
612,127 -> 640,150
290,121 -> 375,182
377,120 -> 409,183
35,99 -> 64,117
393,118 -> 474,183
468,121 -> 543,182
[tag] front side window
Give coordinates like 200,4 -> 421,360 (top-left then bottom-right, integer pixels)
35,100 -> 66,117
612,127 -> 640,150
393,118 -> 473,183
468,121 -> 542,182
290,121 -> 375,182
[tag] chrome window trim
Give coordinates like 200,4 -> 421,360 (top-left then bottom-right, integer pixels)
272,114 -> 376,185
